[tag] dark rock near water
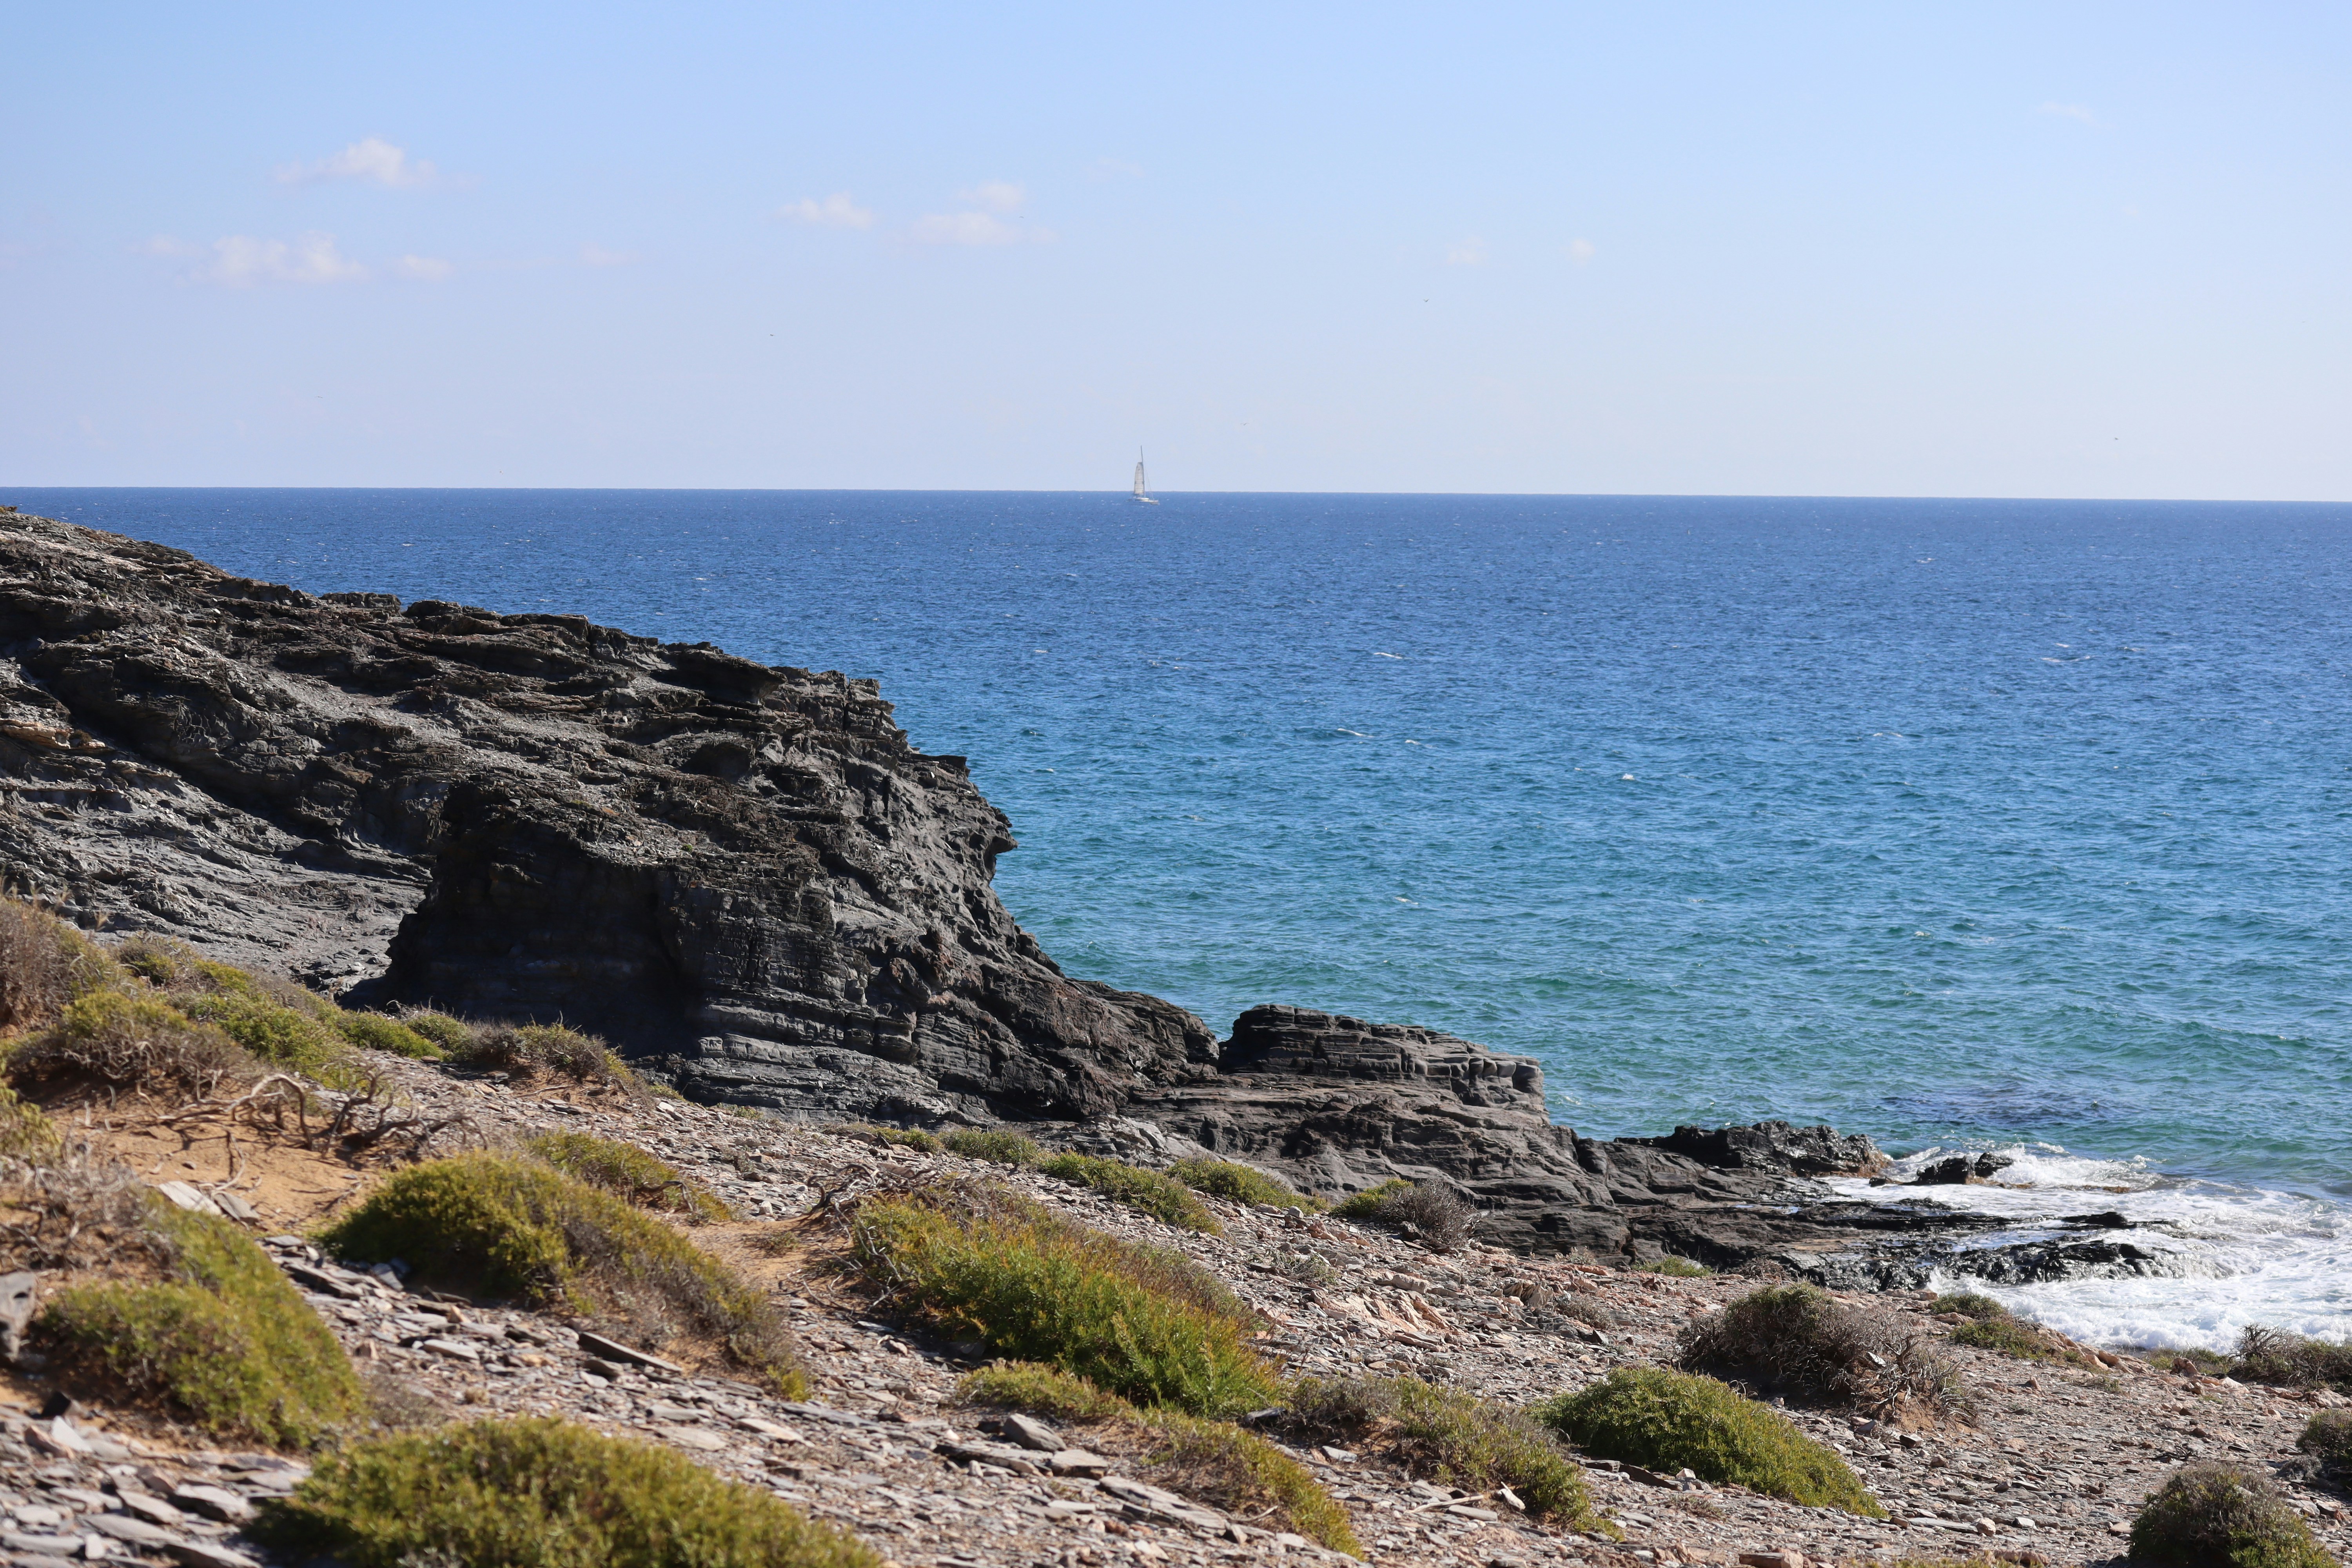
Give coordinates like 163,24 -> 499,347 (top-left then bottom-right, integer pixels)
1913,1151 -> 2016,1185
0,508 -> 1953,1267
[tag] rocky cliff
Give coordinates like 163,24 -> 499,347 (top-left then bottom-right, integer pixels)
0,506 -> 1926,1263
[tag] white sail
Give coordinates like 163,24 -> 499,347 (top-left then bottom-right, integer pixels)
1133,459 -> 1148,497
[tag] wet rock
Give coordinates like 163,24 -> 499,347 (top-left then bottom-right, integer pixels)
1913,1152 -> 2015,1185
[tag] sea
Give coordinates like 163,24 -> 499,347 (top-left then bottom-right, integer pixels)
13,486 -> 2350,1352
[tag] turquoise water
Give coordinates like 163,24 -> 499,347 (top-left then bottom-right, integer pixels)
14,488 -> 2351,1340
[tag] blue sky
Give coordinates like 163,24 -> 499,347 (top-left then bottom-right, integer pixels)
4,3 -> 2347,497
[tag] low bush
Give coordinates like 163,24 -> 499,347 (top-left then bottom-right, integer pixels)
0,900 -> 120,1031
941,1128 -> 1041,1166
1928,1291 -> 2007,1320
252,1416 -> 877,1568
10,990 -> 260,1098
37,1196 -> 363,1446
1535,1367 -> 1884,1515
1168,1157 -> 1320,1210
2128,1461 -> 2335,1568
831,1123 -> 945,1154
527,1131 -> 733,1223
320,1155 -> 802,1394
0,1079 -> 58,1162
2297,1409 -> 2352,1472
848,1181 -> 1274,1416
1040,1152 -> 1221,1232
1678,1284 -> 1968,1420
334,1011 -> 445,1060
1949,1311 -> 2101,1370
2232,1325 -> 2352,1391
955,1363 -> 1359,1556
1637,1256 -> 1712,1277
1285,1375 -> 1604,1529
1332,1178 -> 1477,1250
458,1022 -> 647,1097
396,1011 -> 480,1055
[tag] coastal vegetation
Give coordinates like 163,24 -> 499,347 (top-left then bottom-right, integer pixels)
1930,1291 -> 2104,1368
319,1153 -> 803,1394
1331,1178 -> 1477,1250
526,1129 -> 735,1223
1678,1284 -> 1968,1419
1169,1156 -> 1322,1210
37,1196 -> 364,1445
2127,1461 -> 2334,1567
846,1179 -> 1272,1415
1535,1367 -> 1884,1515
829,1123 -> 946,1153
1284,1375 -> 1605,1529
1039,1151 -> 1221,1231
958,1363 -> 1360,1555
940,1127 -> 1042,1166
254,1416 -> 878,1568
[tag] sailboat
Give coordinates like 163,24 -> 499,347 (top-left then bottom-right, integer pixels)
1132,450 -> 1159,504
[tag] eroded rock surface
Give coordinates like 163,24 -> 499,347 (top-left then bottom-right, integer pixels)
0,506 -> 2021,1267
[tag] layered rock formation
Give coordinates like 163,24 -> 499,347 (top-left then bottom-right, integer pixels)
0,506 -> 1975,1266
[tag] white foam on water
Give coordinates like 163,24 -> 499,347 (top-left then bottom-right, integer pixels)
1822,1142 -> 2352,1352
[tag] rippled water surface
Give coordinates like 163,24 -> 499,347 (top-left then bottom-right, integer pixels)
15,488 -> 2350,1342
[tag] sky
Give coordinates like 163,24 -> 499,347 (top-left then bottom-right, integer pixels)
4,3 -> 2348,499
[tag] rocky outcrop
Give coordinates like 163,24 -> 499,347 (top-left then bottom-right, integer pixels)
0,506 -> 1966,1268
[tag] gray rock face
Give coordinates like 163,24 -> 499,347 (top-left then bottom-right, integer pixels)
0,507 -> 1918,1264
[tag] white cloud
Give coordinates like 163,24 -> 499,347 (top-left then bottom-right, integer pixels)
201,232 -> 370,285
579,242 -> 638,266
1445,236 -> 1489,266
780,192 -> 876,229
275,137 -> 443,189
912,211 -> 1022,246
2038,101 -> 2097,126
1567,238 -> 1597,264
958,180 -> 1025,213
393,254 -> 454,281
136,234 -> 200,258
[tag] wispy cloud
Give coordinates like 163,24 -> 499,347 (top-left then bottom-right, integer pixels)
2038,101 -> 2098,126
1445,236 -> 1488,266
911,211 -> 1022,246
579,242 -> 638,267
958,180 -> 1025,213
912,181 -> 1051,246
183,232 -> 371,285
275,137 -> 445,189
1567,238 -> 1597,264
392,254 -> 453,281
780,192 -> 876,229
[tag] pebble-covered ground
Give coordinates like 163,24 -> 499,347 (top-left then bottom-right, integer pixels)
3,1061 -> 2346,1568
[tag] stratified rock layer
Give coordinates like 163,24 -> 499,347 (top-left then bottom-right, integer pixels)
0,506 -> 1959,1263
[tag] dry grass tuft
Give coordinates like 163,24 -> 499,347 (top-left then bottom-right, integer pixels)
1678,1283 -> 1970,1421
1283,1376 -> 1604,1530
1332,1178 -> 1477,1250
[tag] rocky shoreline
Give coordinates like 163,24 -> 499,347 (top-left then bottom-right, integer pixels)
0,506 -> 2161,1286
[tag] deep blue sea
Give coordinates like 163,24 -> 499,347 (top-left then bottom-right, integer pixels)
13,487 -> 2350,1346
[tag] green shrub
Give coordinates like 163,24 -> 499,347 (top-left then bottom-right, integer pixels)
1168,1157 -> 1320,1210
954,1363 -> 1359,1556
252,1416 -> 877,1568
456,1023 -> 646,1098
527,1131 -> 733,1223
37,1198 -> 363,1446
1929,1291 -> 2007,1320
335,1011 -> 445,1060
1040,1153 -> 1221,1232
848,1183 -> 1275,1416
941,1128 -> 1041,1166
176,988 -> 355,1080
0,899 -> 123,1032
831,1123 -> 944,1154
1332,1178 -> 1412,1219
320,1155 -> 801,1394
1678,1283 -> 1968,1418
1285,1376 -> 1603,1528
2233,1326 -> 2352,1391
397,1011 -> 480,1054
2298,1409 -> 2352,1472
2128,1461 -> 2334,1568
1535,1367 -> 1884,1515
1637,1256 -> 1713,1277
958,1360 -> 1140,1423
11,990 -> 260,1097
0,1078 -> 58,1161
